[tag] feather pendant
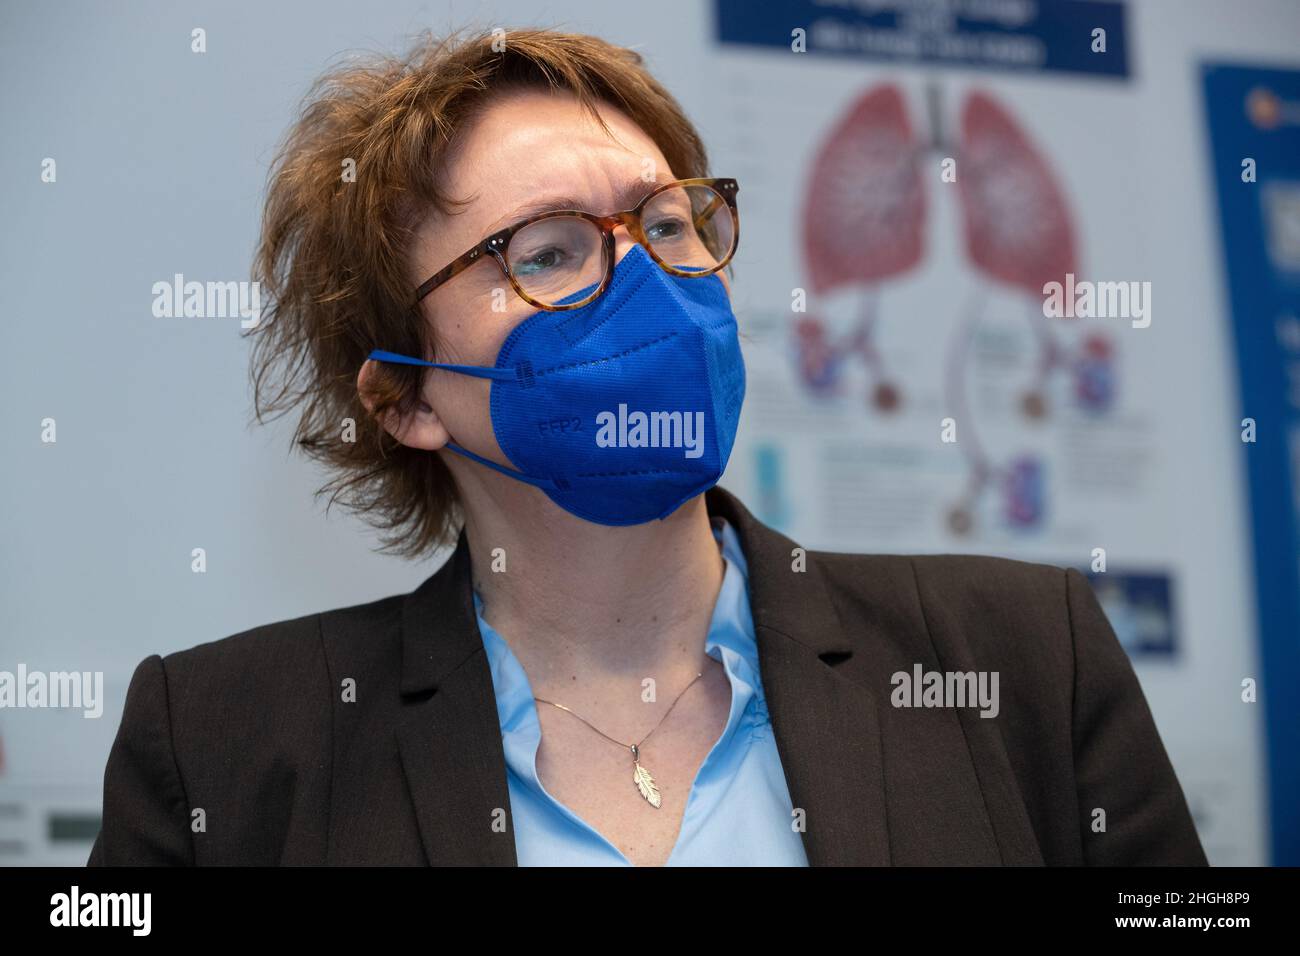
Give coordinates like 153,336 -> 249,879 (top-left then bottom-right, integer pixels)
633,761 -> 662,808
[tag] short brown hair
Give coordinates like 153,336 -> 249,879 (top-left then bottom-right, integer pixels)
249,28 -> 711,557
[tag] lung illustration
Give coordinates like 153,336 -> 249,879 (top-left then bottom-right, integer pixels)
802,84 -> 927,292
956,91 -> 1077,295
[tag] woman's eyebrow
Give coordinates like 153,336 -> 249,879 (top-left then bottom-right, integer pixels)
491,180 -> 673,231
496,195 -> 586,226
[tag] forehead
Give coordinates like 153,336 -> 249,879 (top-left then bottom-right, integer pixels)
437,88 -> 675,227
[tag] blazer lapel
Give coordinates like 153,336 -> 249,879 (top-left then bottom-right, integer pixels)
705,486 -> 892,865
395,533 -> 518,866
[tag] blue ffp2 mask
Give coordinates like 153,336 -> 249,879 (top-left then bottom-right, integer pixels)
367,243 -> 746,526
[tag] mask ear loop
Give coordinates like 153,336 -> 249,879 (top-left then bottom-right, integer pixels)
366,349 -> 517,381
442,441 -> 566,490
364,349 -> 563,490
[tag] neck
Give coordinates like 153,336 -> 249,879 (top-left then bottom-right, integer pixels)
459,479 -> 726,703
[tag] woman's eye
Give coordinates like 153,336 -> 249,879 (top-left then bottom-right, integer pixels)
646,216 -> 688,242
514,246 -> 566,275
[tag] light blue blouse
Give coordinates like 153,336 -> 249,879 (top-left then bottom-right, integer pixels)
473,516 -> 810,866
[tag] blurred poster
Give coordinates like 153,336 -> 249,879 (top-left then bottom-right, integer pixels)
716,0 -> 1129,77
1203,63 -> 1300,865
1085,570 -> 1177,657
711,0 -> 1159,558
706,0 -> 1264,862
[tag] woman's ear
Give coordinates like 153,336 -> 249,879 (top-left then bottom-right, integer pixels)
356,359 -> 449,451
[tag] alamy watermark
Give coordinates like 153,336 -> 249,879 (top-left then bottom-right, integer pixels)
594,403 -> 705,459
891,664 -> 1000,718
152,273 -> 262,328
0,665 -> 103,718
50,886 -> 150,935
1042,273 -> 1150,328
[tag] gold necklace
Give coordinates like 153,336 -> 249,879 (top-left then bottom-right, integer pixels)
534,670 -> 705,809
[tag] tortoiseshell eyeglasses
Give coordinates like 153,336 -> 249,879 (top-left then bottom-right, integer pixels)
411,177 -> 739,312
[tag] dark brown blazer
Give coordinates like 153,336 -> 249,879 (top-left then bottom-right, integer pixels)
87,485 -> 1207,866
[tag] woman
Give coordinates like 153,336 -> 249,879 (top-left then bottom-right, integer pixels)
88,27 -> 1206,867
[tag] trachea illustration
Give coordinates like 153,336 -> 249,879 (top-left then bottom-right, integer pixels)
796,81 -> 1117,535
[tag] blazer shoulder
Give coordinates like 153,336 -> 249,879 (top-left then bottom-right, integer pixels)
814,547 -> 1072,609
125,590 -> 412,794
905,551 -> 1073,604
157,591 -> 407,693
813,548 -> 1079,666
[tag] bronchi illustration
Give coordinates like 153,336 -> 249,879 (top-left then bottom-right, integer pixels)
797,82 -> 1117,534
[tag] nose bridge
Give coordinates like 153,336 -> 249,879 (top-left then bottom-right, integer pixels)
611,218 -> 641,265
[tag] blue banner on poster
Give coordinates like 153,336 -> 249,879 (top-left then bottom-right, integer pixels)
714,0 -> 1129,78
1084,569 -> 1178,658
1203,62 -> 1300,866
